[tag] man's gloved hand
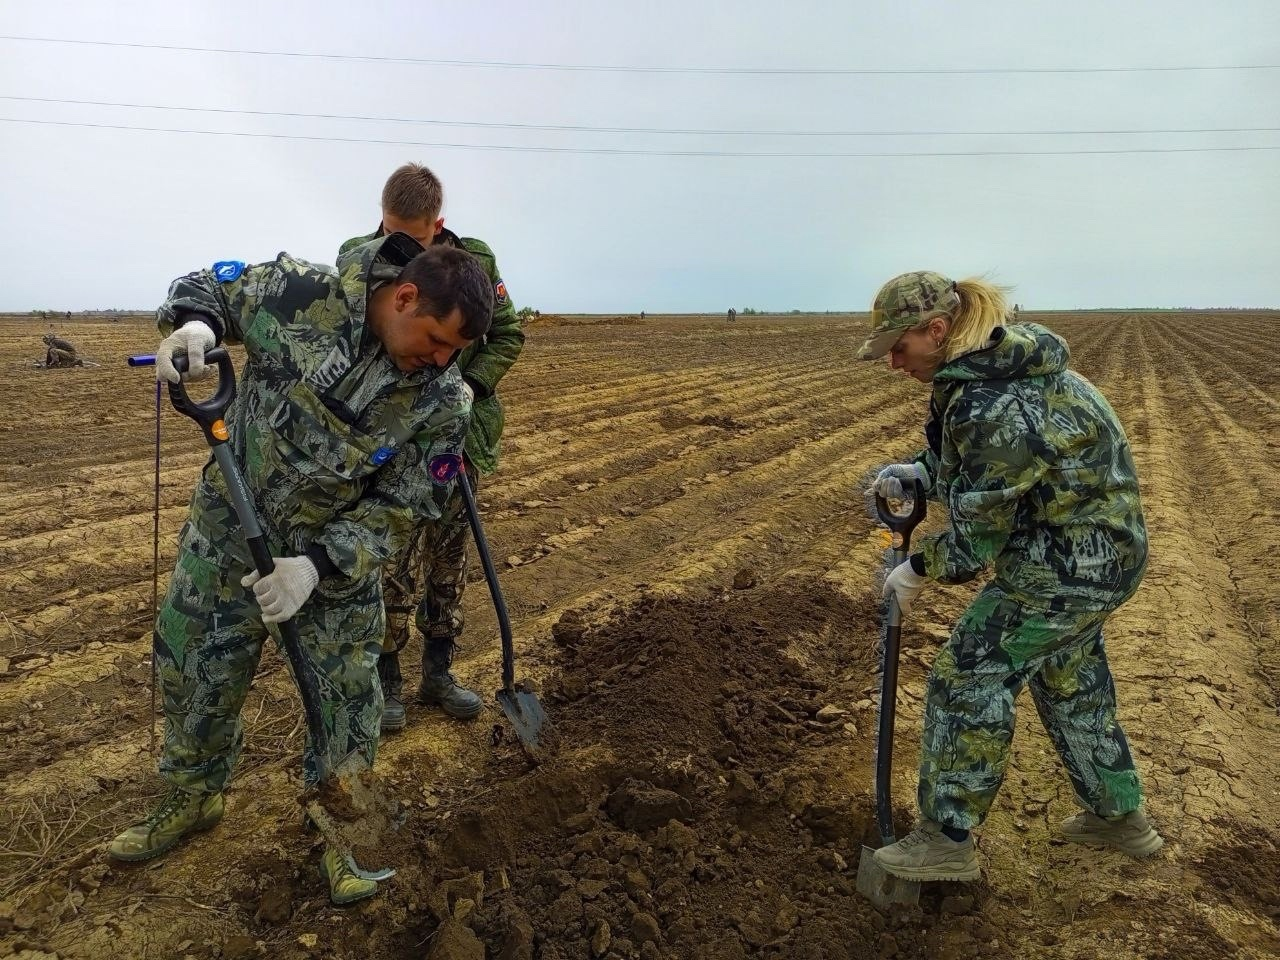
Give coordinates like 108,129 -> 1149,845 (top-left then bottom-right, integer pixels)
883,559 -> 928,617
156,319 -> 217,384
241,556 -> 319,624
872,462 -> 931,500
461,379 -> 476,404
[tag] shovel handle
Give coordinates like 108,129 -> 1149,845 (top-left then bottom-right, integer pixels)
456,470 -> 516,693
168,348 -> 237,446
872,479 -> 927,845
874,478 -> 927,554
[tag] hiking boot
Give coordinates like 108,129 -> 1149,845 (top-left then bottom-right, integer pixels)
873,821 -> 981,882
319,847 -> 378,906
1060,809 -> 1164,858
417,637 -> 483,720
108,788 -> 224,862
377,652 -> 406,733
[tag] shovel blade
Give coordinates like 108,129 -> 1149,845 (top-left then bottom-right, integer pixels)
496,683 -> 547,747
857,845 -> 921,909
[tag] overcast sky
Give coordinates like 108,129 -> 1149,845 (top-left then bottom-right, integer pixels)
1,1 -> 1276,312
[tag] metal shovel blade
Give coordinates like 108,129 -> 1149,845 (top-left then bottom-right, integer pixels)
857,845 -> 921,909
496,682 -> 547,747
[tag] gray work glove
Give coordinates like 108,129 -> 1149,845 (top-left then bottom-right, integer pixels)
871,462 -> 931,500
241,556 -> 320,624
882,559 -> 928,617
156,318 -> 217,384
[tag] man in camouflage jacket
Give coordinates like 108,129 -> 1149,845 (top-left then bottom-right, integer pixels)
340,163 -> 525,731
861,271 -> 1161,883
107,234 -> 492,905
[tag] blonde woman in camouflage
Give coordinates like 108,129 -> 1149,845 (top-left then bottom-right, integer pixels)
860,271 -> 1162,882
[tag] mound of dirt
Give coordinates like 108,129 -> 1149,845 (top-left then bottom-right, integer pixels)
388,584 -> 1003,960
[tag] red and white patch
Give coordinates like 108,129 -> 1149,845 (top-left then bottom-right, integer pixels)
494,279 -> 509,305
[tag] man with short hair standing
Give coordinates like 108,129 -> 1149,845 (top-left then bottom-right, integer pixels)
341,163 -> 524,732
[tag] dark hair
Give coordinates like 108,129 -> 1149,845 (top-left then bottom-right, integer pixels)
382,162 -> 444,221
397,246 -> 493,340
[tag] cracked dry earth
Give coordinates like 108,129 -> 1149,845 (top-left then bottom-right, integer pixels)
0,310 -> 1277,960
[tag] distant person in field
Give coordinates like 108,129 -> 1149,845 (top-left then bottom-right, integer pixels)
106,236 -> 492,905
860,271 -> 1161,883
42,333 -> 82,367
340,162 -> 525,735
727,308 -> 737,322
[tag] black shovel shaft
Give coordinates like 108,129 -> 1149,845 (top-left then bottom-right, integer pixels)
169,352 -> 331,779
873,480 -> 927,844
455,470 -> 516,692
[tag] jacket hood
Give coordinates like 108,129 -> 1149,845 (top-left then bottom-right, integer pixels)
934,323 -> 1070,383
335,231 -> 426,307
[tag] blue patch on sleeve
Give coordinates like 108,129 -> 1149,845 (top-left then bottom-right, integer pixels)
213,260 -> 246,282
370,446 -> 397,466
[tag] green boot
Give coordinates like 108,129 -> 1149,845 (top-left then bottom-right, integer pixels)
377,651 -> 406,734
108,788 -> 224,862
320,847 -> 378,906
417,637 -> 483,720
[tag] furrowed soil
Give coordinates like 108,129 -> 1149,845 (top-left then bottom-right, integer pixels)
1,310 -> 1277,960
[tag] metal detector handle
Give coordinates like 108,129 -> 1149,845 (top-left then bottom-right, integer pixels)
168,348 -> 237,446
872,478 -> 927,845
128,354 -> 157,367
456,469 -> 517,694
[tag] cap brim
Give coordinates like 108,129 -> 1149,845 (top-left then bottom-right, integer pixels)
856,327 -> 904,360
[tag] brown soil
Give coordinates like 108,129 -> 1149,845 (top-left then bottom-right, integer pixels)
1,310 -> 1277,960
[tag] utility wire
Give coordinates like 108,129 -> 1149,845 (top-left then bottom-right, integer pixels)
4,95 -> 1276,138
1,35 -> 1276,75
4,117 -> 1277,157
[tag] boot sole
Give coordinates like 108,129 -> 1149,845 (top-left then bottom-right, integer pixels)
107,811 -> 223,863
416,696 -> 483,720
1061,829 -> 1164,859
379,714 -> 407,733
874,860 -> 981,882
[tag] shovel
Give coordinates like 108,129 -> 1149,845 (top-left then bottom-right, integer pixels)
163,348 -> 395,881
856,478 -> 927,909
455,470 -> 548,748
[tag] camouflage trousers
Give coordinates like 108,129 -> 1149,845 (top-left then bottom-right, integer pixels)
919,583 -> 1144,830
383,471 -> 478,654
46,347 -> 81,367
155,521 -> 384,794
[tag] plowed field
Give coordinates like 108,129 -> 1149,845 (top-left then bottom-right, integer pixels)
1,311 -> 1277,960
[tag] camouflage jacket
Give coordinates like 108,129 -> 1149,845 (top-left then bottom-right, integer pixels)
157,234 -> 471,583
911,323 -> 1147,608
339,226 -> 523,474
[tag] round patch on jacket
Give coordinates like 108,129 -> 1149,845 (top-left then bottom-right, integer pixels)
429,453 -> 464,485
213,260 -> 246,282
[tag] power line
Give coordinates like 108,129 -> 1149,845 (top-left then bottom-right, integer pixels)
4,117 -> 1277,157
1,35 -> 1277,75
5,95 -> 1277,138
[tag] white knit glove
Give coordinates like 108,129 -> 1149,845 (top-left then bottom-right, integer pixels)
156,319 -> 217,384
241,556 -> 320,624
882,559 -> 928,617
872,462 -> 931,500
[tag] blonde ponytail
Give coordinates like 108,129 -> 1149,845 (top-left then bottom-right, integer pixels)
936,277 -> 1013,361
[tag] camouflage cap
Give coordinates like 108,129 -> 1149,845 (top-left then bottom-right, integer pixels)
857,270 -> 961,360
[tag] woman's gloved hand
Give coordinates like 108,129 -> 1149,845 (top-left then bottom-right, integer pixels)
883,558 -> 928,616
872,462 -> 931,500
